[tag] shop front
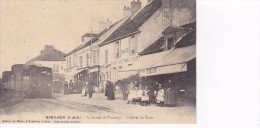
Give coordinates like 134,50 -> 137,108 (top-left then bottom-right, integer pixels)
139,44 -> 196,106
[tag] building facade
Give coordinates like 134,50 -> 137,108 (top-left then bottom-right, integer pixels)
99,0 -> 196,85
64,18 -> 125,92
26,45 -> 66,92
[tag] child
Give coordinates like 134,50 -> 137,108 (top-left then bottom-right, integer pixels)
156,84 -> 165,107
127,82 -> 135,104
135,86 -> 143,104
141,86 -> 150,106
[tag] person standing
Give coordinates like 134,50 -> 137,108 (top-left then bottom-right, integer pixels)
127,82 -> 135,104
164,79 -> 176,106
105,81 -> 115,100
156,84 -> 165,107
64,81 -> 69,95
87,81 -> 94,98
81,81 -> 87,97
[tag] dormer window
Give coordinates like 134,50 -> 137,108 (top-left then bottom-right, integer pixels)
165,35 -> 175,50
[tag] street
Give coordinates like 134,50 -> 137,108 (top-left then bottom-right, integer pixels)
0,92 -> 196,124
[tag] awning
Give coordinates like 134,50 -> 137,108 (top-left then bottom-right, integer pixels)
151,44 -> 196,67
139,44 -> 196,76
119,49 -> 172,72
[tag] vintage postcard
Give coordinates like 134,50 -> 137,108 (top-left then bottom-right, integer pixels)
0,0 -> 196,124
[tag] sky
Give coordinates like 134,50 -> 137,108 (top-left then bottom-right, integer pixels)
0,0 -> 148,77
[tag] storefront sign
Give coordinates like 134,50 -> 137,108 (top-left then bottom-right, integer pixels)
113,56 -> 139,66
138,63 -> 187,76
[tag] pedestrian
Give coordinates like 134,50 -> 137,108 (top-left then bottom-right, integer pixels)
136,85 -> 143,103
105,80 -> 115,100
164,79 -> 176,106
127,82 -> 135,104
141,86 -> 150,106
64,81 -> 69,95
87,81 -> 94,98
68,80 -> 73,94
156,84 -> 165,107
81,81 -> 87,97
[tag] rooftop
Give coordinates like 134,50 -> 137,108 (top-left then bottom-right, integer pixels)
100,0 -> 162,46
26,46 -> 66,64
65,20 -> 122,57
139,21 -> 196,55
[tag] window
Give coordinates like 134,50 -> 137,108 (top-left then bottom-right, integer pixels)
66,58 -> 68,69
166,35 -> 175,50
114,41 -> 120,58
73,54 -> 77,66
53,64 -> 59,73
92,50 -> 97,65
69,57 -> 71,68
79,56 -> 83,68
86,53 -> 90,67
105,50 -> 108,64
129,35 -> 138,55
164,10 -> 170,19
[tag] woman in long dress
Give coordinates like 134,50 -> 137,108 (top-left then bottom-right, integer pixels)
127,82 -> 135,104
164,80 -> 176,106
141,86 -> 150,106
81,81 -> 88,97
105,81 -> 115,100
156,84 -> 165,107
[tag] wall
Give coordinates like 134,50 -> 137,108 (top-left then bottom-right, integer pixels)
165,0 -> 196,26
138,8 -> 165,52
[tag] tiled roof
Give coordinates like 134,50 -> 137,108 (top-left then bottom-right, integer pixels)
65,20 -> 122,57
26,49 -> 66,64
100,0 -> 162,46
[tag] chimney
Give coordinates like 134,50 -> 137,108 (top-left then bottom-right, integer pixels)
123,6 -> 131,19
44,45 -> 55,52
98,19 -> 112,32
130,0 -> 142,16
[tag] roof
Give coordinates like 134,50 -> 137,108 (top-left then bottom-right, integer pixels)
26,48 -> 66,64
82,33 -> 98,38
176,21 -> 196,48
65,20 -> 122,57
162,26 -> 192,36
100,0 -> 162,46
139,21 -> 196,55
139,36 -> 164,55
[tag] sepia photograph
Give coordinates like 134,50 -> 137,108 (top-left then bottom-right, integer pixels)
0,0 -> 196,124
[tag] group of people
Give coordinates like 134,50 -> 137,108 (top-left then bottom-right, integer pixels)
64,79 -> 177,107
126,80 -> 177,107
